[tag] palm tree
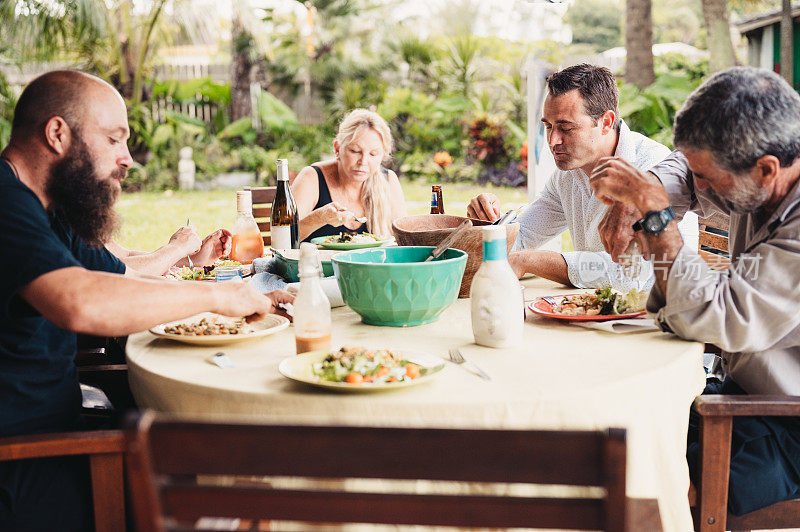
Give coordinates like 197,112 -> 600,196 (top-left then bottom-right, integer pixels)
780,0 -> 793,86
231,5 -> 256,122
625,0 -> 654,87
701,0 -> 737,72
0,0 -> 190,104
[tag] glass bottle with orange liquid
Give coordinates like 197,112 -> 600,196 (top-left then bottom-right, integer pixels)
229,190 -> 264,264
294,242 -> 331,354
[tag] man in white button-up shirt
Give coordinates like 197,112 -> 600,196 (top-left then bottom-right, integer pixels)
468,64 -> 693,290
590,67 -> 800,517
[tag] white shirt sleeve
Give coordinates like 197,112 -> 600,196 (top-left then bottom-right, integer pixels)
513,175 -> 568,251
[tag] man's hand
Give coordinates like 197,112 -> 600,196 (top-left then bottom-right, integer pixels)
212,282 -> 275,323
597,203 -> 643,262
467,193 -> 501,222
168,226 -> 202,257
191,229 -> 233,266
589,157 -> 671,261
265,289 -> 295,321
589,157 -> 669,210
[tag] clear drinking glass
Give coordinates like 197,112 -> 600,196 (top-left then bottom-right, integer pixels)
619,240 -> 642,279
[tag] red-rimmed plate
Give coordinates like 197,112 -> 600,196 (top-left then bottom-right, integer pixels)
528,295 -> 646,321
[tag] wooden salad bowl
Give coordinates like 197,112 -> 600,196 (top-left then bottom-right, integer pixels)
392,214 -> 520,298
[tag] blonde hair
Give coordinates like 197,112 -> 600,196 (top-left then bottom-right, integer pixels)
335,109 -> 395,236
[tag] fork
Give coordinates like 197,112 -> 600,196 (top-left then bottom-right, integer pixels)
448,348 -> 491,381
185,218 -> 194,268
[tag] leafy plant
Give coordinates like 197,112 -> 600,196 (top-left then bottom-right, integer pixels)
0,72 -> 18,147
619,72 -> 700,148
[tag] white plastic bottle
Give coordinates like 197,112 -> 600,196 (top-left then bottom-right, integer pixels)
294,242 -> 332,354
470,225 -> 524,348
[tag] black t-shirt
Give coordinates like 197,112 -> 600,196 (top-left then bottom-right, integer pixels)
0,159 -> 125,436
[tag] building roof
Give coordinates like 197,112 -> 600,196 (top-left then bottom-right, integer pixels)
737,3 -> 800,34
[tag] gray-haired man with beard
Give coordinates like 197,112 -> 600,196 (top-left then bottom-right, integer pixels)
0,70 -> 293,530
590,67 -> 800,516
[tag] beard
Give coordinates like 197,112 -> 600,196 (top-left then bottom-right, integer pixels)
46,136 -> 124,247
724,176 -> 771,214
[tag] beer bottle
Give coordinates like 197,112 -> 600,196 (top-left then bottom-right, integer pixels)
430,185 -> 445,214
271,159 -> 299,249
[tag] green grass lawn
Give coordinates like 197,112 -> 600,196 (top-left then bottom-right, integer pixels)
115,181 -> 531,251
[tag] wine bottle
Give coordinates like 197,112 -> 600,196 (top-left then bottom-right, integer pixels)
271,159 -> 299,249
229,190 -> 265,264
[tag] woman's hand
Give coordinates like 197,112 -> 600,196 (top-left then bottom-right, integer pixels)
315,202 -> 363,230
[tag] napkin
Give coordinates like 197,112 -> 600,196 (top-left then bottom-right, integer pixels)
286,277 -> 345,308
248,272 -> 288,293
252,256 -> 275,274
570,317 -> 659,334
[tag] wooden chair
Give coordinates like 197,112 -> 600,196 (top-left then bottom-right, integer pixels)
0,429 -> 126,532
698,213 -> 730,271
245,186 -> 276,247
690,395 -> 800,531
697,214 -> 731,356
76,335 -> 135,419
126,411 -> 660,531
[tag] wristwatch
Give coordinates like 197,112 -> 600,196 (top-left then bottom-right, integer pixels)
632,206 -> 675,234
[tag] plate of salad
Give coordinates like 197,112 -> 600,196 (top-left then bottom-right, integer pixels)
278,346 -> 444,392
310,232 -> 392,250
165,259 -> 242,281
529,287 -> 649,321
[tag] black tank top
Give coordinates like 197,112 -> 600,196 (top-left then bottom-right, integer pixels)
304,165 -> 371,242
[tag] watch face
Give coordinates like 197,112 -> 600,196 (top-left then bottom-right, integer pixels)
645,216 -> 661,232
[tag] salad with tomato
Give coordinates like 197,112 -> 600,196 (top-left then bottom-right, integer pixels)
313,346 -> 421,386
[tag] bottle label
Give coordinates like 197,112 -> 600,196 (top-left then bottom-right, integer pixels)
272,225 -> 292,250
431,192 -> 438,207
483,239 -> 507,261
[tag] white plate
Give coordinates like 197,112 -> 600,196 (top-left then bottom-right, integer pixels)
278,349 -> 445,393
149,313 -> 290,345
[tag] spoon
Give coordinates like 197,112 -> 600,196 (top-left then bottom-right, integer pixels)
424,219 -> 473,262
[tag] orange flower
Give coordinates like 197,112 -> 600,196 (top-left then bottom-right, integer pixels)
433,151 -> 453,167
519,140 -> 528,159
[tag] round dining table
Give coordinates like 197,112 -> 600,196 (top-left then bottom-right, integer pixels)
126,277 -> 705,531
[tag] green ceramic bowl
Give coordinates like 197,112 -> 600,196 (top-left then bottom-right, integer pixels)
331,246 -> 467,327
273,249 -> 336,282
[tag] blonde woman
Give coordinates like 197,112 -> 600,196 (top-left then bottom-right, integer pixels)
292,109 -> 407,242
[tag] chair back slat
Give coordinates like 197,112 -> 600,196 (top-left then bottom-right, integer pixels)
161,487 -> 604,530
127,412 -> 629,532
245,186 -> 276,246
252,207 -> 272,219
698,215 -> 730,271
698,230 -> 728,252
147,422 -> 605,485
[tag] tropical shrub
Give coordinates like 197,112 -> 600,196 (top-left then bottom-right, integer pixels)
618,72 -> 701,148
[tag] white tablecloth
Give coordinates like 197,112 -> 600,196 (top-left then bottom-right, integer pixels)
126,278 -> 705,531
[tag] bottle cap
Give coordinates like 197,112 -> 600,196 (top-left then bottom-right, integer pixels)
481,225 -> 507,242
236,190 -> 252,213
298,242 -> 321,277
277,159 -> 289,181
